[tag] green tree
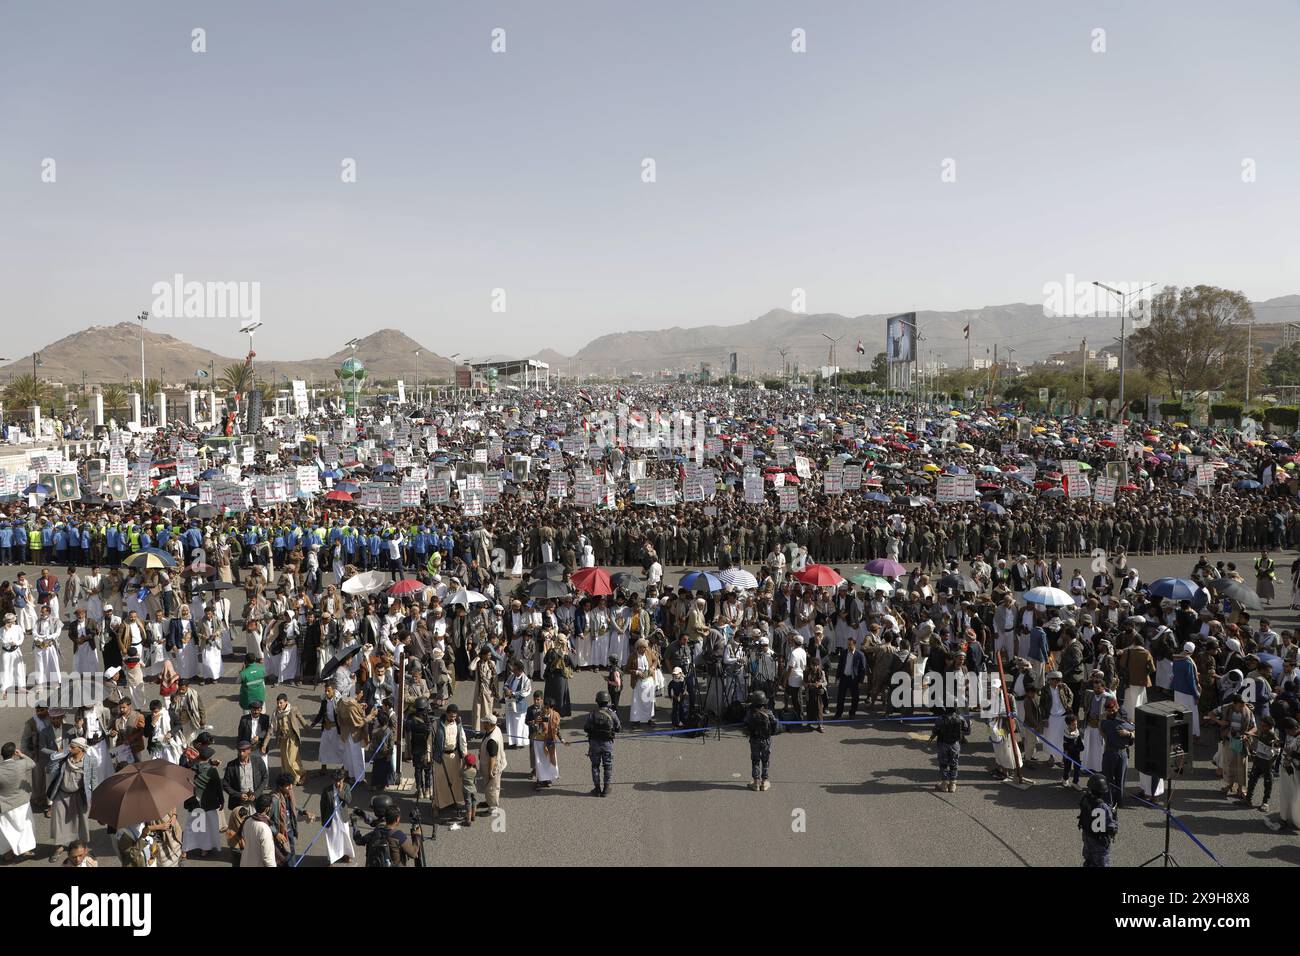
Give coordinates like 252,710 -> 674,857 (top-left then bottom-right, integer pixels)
3,375 -> 54,408
218,363 -> 256,397
1129,285 -> 1251,398
1265,342 -> 1300,387
869,351 -> 888,386
100,384 -> 127,417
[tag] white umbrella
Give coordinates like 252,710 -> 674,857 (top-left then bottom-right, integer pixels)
341,570 -> 388,596
717,568 -> 758,590
447,589 -> 489,607
1022,586 -> 1075,607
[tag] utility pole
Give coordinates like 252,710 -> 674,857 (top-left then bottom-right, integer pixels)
1246,313 -> 1254,406
137,310 -> 149,423
1081,338 -> 1088,398
1093,281 -> 1155,415
777,346 -> 790,387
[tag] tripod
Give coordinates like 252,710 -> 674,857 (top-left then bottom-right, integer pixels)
1139,747 -> 1184,868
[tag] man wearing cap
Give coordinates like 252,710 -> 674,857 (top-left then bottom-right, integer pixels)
0,612 -> 25,702
743,691 -> 779,791
222,739 -> 269,811
1099,696 -> 1134,808
478,712 -> 507,810
582,691 -> 621,797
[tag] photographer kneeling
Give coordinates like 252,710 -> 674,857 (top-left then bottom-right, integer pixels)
354,796 -> 421,868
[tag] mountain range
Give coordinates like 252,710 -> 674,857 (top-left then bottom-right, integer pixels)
9,294 -> 1300,384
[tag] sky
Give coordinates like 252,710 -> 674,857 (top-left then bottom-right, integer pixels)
1,0 -> 1298,362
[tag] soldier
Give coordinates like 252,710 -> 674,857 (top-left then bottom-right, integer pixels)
743,690 -> 779,791
1078,773 -> 1119,867
405,699 -> 433,799
928,706 -> 970,792
582,690 -> 621,797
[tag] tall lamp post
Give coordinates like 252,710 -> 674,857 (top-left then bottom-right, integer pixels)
820,332 -> 844,388
413,349 -> 420,405
137,310 -> 149,422
1092,281 -> 1155,414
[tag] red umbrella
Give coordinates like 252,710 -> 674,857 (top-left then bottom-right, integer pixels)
794,564 -> 844,587
324,489 -> 353,502
389,579 -> 424,596
571,566 -> 613,596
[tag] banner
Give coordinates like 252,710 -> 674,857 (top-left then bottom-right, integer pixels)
1093,476 -> 1117,504
885,312 -> 917,363
777,486 -> 798,513
936,474 -> 977,502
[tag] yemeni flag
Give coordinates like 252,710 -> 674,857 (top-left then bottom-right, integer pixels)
855,339 -> 865,354
963,324 -> 970,339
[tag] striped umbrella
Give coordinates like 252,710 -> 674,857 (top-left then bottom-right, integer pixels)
1023,586 -> 1075,607
717,567 -> 758,590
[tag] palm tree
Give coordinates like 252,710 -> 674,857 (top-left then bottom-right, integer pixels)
3,374 -> 54,408
100,384 -> 127,417
129,378 -> 164,398
218,363 -> 256,397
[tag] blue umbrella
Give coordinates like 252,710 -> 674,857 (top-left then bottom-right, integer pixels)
1234,479 -> 1262,490
1149,577 -> 1199,601
335,481 -> 360,493
199,469 -> 220,479
23,483 -> 51,495
980,502 -> 1006,514
679,570 -> 723,593
863,491 -> 891,504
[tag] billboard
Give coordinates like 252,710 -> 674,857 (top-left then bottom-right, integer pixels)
885,312 -> 917,364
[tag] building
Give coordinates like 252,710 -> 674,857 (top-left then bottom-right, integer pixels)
467,358 -> 551,390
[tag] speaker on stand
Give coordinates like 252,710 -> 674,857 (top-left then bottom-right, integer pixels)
1134,700 -> 1192,867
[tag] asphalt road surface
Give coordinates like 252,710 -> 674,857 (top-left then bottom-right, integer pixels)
2,551 -> 1296,868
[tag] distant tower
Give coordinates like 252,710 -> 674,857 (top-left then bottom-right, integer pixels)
336,357 -> 367,416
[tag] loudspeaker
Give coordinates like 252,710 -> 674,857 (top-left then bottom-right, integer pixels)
1134,700 -> 1193,778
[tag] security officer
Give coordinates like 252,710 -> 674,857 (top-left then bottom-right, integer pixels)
929,706 -> 971,792
582,690 -> 621,797
1078,773 -> 1119,866
406,698 -> 433,799
744,691 -> 779,791
1099,695 -> 1134,808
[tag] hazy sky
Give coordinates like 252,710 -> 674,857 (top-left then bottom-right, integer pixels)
2,1 -> 1297,362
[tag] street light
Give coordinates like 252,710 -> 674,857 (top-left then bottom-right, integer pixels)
413,349 -> 420,404
1092,281 -> 1156,413
137,310 -> 150,421
820,332 -> 844,388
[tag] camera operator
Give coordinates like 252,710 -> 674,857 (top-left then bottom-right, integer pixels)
354,796 -> 420,868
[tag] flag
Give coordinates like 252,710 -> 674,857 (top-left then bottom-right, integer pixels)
963,324 -> 970,339
855,340 -> 865,354
197,368 -> 209,378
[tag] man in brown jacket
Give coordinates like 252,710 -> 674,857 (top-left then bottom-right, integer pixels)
1117,635 -> 1156,718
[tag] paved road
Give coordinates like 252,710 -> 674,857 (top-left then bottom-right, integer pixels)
2,551 -> 1297,868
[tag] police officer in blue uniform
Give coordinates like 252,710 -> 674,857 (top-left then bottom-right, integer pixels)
1078,773 -> 1119,866
582,690 -> 621,797
929,706 -> 971,792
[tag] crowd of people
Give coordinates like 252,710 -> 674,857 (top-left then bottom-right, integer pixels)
1,381 -> 1299,866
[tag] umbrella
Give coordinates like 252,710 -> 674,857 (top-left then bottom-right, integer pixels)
794,564 -> 844,587
389,579 -> 425,596
187,503 -> 220,519
89,760 -> 194,829
324,489 -> 353,502
1148,577 -> 1199,601
609,571 -> 646,593
321,642 -> 363,680
1205,578 -> 1264,610
571,567 -> 614,596
1234,479 -> 1262,490
863,491 -> 892,504
180,563 -> 216,577
123,548 -> 176,570
980,502 -> 1006,514
341,570 -> 388,595
679,570 -> 723,593
446,589 -> 489,607
937,572 -> 980,594
1023,586 -> 1075,607
533,561 -> 566,581
22,483 -> 51,495
865,558 -> 906,577
717,567 -> 759,590
846,572 -> 894,593
527,577 -> 571,599
194,580 -> 236,591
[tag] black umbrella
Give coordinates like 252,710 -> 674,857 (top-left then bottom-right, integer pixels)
533,562 -> 566,580
1205,578 -> 1263,610
937,573 -> 980,594
527,578 -> 570,599
320,642 -> 363,680
610,571 -> 644,590
195,580 -> 236,591
188,503 -> 220,519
